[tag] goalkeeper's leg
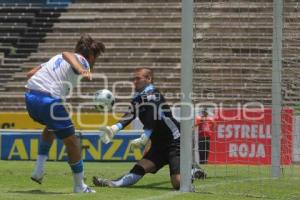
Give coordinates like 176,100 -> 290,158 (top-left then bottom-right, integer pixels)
93,164 -> 145,187
93,159 -> 156,187
115,164 -> 146,187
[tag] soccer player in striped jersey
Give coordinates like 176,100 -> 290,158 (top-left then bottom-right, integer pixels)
25,34 -> 105,193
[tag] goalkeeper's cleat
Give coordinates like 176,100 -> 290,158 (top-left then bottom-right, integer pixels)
192,167 -> 207,179
74,184 -> 96,193
93,176 -> 113,187
31,171 -> 44,184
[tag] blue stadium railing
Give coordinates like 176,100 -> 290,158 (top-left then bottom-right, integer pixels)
1,0 -> 73,6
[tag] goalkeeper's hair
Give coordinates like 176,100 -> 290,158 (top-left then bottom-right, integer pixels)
75,33 -> 105,60
135,68 -> 154,83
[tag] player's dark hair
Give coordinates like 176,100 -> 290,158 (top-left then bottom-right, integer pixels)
75,34 -> 105,60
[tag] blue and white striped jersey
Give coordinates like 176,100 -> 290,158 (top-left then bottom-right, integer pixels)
26,53 -> 89,98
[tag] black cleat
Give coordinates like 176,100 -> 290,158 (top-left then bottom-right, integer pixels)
93,176 -> 113,187
31,177 -> 43,184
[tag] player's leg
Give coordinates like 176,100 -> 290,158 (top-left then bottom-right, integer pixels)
204,137 -> 210,164
191,136 -> 208,179
31,127 -> 55,184
171,174 -> 180,190
62,134 -> 95,193
62,134 -> 81,162
48,99 -> 94,193
168,140 -> 180,190
93,158 -> 157,187
168,139 -> 207,187
114,158 -> 156,186
198,136 -> 206,164
93,145 -> 163,187
25,91 -> 55,184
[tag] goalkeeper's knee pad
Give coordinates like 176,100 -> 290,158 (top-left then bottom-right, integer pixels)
130,164 -> 146,176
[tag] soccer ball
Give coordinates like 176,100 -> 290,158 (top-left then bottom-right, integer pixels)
93,89 -> 115,111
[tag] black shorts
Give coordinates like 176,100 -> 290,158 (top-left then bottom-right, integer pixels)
143,139 -> 180,175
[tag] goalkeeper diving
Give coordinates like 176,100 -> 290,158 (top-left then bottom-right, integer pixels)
94,68 -> 206,190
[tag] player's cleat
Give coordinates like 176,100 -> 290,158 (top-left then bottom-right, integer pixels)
93,176 -> 113,187
31,171 -> 44,184
192,167 -> 207,179
74,185 -> 96,193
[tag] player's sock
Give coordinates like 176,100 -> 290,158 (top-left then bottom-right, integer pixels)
71,160 -> 95,193
111,173 -> 142,187
73,172 -> 85,188
34,140 -> 51,174
70,160 -> 84,188
34,155 -> 48,174
111,164 -> 145,187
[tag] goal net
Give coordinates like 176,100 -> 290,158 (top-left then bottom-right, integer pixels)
191,0 -> 300,198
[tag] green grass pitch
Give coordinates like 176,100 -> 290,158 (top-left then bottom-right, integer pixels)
0,160 -> 300,200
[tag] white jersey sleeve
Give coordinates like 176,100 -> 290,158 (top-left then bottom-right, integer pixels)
26,54 -> 90,98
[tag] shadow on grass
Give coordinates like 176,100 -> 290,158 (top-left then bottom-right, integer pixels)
8,189 -> 68,195
198,175 -> 247,180
122,180 -> 173,191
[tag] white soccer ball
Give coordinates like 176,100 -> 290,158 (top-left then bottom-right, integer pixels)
93,89 -> 115,111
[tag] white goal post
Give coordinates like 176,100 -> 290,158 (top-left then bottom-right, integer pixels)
180,0 -> 194,192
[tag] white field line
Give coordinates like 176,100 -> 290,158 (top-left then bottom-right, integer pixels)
135,191 -> 182,200
135,176 -> 300,200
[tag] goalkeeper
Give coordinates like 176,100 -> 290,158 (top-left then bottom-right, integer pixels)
93,68 -> 205,190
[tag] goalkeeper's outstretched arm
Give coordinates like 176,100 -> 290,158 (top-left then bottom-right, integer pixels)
130,129 -> 152,149
100,106 -> 136,143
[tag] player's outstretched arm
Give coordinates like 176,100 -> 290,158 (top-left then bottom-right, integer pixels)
99,106 -> 136,143
27,66 -> 41,79
99,124 -> 122,144
62,51 -> 92,80
130,129 -> 152,149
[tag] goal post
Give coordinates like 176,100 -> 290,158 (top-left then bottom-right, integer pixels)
180,0 -> 194,192
271,0 -> 283,178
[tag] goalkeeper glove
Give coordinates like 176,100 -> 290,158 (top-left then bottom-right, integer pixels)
99,124 -> 122,144
130,132 -> 150,150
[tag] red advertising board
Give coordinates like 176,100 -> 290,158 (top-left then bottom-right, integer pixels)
208,108 -> 293,165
